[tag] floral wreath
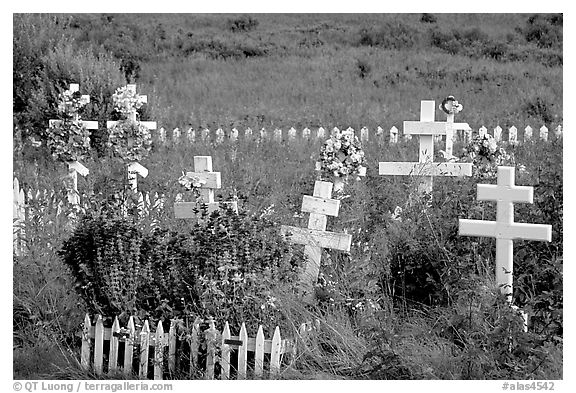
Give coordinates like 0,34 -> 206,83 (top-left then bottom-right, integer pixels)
175,172 -> 207,203
46,88 -> 91,162
462,133 -> 514,179
317,129 -> 366,179
440,95 -> 463,115
107,85 -> 152,162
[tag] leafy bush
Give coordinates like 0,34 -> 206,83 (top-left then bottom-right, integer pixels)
420,13 -> 437,24
227,15 -> 259,32
357,22 -> 419,50
59,208 -> 306,332
519,14 -> 562,49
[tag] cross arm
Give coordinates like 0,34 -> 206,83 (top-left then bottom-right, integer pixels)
301,195 -> 340,217
459,219 -> 552,242
477,184 -> 533,203
379,162 -> 472,177
186,171 -> 221,189
280,225 -> 352,252
107,120 -> 158,130
49,119 -> 99,130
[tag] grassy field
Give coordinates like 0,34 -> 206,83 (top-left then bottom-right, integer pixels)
13,13 -> 563,380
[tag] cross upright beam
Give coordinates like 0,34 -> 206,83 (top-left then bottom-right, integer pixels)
459,166 -> 552,300
280,180 -> 352,301
379,100 -> 472,194
174,156 -> 238,218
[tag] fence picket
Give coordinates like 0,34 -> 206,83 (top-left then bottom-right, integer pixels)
109,317 -> 120,373
124,316 -> 135,376
360,127 -> 368,142
221,322 -> 231,380
288,127 -> 297,140
139,321 -> 150,379
317,127 -> 326,139
303,127 -> 311,139
94,315 -> 104,375
389,126 -> 398,144
168,320 -> 176,377
254,325 -> 265,378
270,326 -> 282,376
273,128 -> 282,142
524,125 -> 533,141
479,126 -> 487,138
231,128 -> 239,142
154,322 -> 164,380
494,126 -> 502,142
81,314 -> 91,370
189,317 -> 201,374
205,318 -> 217,380
238,323 -> 248,380
509,126 -> 518,145
540,125 -> 548,141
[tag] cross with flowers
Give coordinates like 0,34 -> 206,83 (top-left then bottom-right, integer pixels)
48,83 -> 97,205
315,128 -> 367,193
281,180 -> 352,301
379,100 -> 472,195
439,96 -> 472,159
106,84 -> 157,192
174,156 -> 238,218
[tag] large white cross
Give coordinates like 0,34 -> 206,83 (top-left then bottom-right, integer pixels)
173,156 -> 238,218
280,181 -> 352,301
106,84 -> 157,192
379,101 -> 472,194
459,166 -> 552,300
49,83 -> 96,205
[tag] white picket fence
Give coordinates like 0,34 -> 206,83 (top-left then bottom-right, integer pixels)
81,314 -> 297,380
12,177 -> 167,256
154,124 -> 563,145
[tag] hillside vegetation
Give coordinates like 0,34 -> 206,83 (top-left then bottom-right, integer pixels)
13,13 -> 562,380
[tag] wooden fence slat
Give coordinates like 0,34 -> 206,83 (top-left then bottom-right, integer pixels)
494,125 -> 502,142
303,127 -> 310,139
168,320 -> 176,377
270,327 -> 282,376
154,322 -> 164,380
479,126 -> 487,138
524,125 -> 533,141
540,125 -> 548,141
189,317 -> 201,374
317,127 -> 325,139
94,315 -> 104,375
221,322 -> 231,380
139,321 -> 150,379
81,314 -> 91,370
205,319 -> 217,380
237,323 -> 248,380
109,317 -> 120,373
254,325 -> 265,378
123,317 -> 135,376
360,127 -> 368,142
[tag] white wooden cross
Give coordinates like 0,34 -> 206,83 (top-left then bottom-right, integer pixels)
106,84 -> 157,192
379,100 -> 472,194
459,166 -> 552,301
173,156 -> 238,218
443,107 -> 471,159
49,83 -> 96,205
280,181 -> 352,301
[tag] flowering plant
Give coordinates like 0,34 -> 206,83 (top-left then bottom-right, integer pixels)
462,133 -> 514,178
107,120 -> 152,162
112,85 -> 146,117
318,129 -> 366,179
46,88 -> 91,162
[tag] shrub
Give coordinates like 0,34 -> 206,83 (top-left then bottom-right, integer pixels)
420,13 -> 437,24
520,14 -> 562,49
59,208 -> 306,332
227,15 -> 259,32
357,22 -> 419,50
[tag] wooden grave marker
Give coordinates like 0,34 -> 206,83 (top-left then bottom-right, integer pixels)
459,166 -> 552,329
174,156 -> 238,218
379,100 -> 472,194
280,180 -> 352,300
106,84 -> 157,192
49,83 -> 96,205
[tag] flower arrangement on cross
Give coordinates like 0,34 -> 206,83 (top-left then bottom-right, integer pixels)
316,128 -> 367,194
106,85 -> 156,193
46,83 -> 96,206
